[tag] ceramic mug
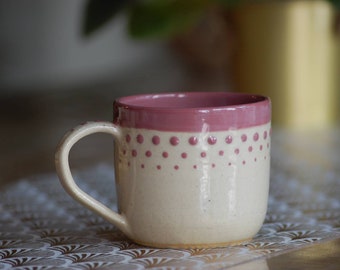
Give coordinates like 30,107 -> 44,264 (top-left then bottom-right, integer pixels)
55,92 -> 271,248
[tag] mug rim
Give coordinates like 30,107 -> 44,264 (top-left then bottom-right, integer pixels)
114,92 -> 271,132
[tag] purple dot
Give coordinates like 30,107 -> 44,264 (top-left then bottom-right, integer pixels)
254,158 -> 257,162
123,149 -> 127,155
225,135 -> 233,144
212,163 -> 216,168
128,162 -> 130,167
170,136 -> 179,146
174,165 -> 179,170
181,152 -> 187,159
253,132 -> 259,141
260,145 -> 263,151
241,134 -> 247,142
152,135 -> 160,145
145,150 -> 152,157
201,152 -> 206,158
228,162 -> 232,166
219,150 -> 224,156
242,160 -> 246,165
248,146 -> 253,152
126,134 -> 131,143
137,134 -> 144,144
193,165 -> 197,169
234,148 -> 240,155
141,164 -> 145,168
132,150 -> 137,157
264,131 -> 268,139
157,165 -> 161,170
189,136 -> 198,145
162,152 -> 169,158
208,136 -> 217,145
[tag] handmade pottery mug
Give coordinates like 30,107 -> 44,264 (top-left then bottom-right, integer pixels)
55,92 -> 271,248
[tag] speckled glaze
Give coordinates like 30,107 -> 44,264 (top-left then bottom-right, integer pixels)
55,92 -> 271,248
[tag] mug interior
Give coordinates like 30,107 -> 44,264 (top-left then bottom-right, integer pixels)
116,92 -> 266,109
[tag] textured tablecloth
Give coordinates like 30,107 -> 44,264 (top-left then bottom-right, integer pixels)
1,129 -> 339,269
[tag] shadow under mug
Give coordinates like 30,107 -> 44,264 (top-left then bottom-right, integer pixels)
55,92 -> 271,248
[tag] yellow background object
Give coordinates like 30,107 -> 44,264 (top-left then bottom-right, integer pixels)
232,0 -> 339,130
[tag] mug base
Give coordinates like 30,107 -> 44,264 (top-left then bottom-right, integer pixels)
132,238 -> 252,249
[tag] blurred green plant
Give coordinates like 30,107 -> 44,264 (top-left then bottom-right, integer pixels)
83,0 -> 340,39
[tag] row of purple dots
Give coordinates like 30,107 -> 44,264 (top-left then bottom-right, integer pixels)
125,155 -> 268,170
124,142 -> 270,159
125,130 -> 270,146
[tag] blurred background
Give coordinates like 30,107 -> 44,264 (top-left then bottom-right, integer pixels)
1,0 -> 339,185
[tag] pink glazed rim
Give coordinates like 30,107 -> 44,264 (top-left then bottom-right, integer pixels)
113,92 -> 271,132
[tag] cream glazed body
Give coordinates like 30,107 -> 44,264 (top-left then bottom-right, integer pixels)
115,123 -> 271,247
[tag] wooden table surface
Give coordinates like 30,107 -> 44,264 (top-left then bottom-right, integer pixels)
0,86 -> 138,187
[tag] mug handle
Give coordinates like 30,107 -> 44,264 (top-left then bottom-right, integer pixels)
55,121 -> 132,237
